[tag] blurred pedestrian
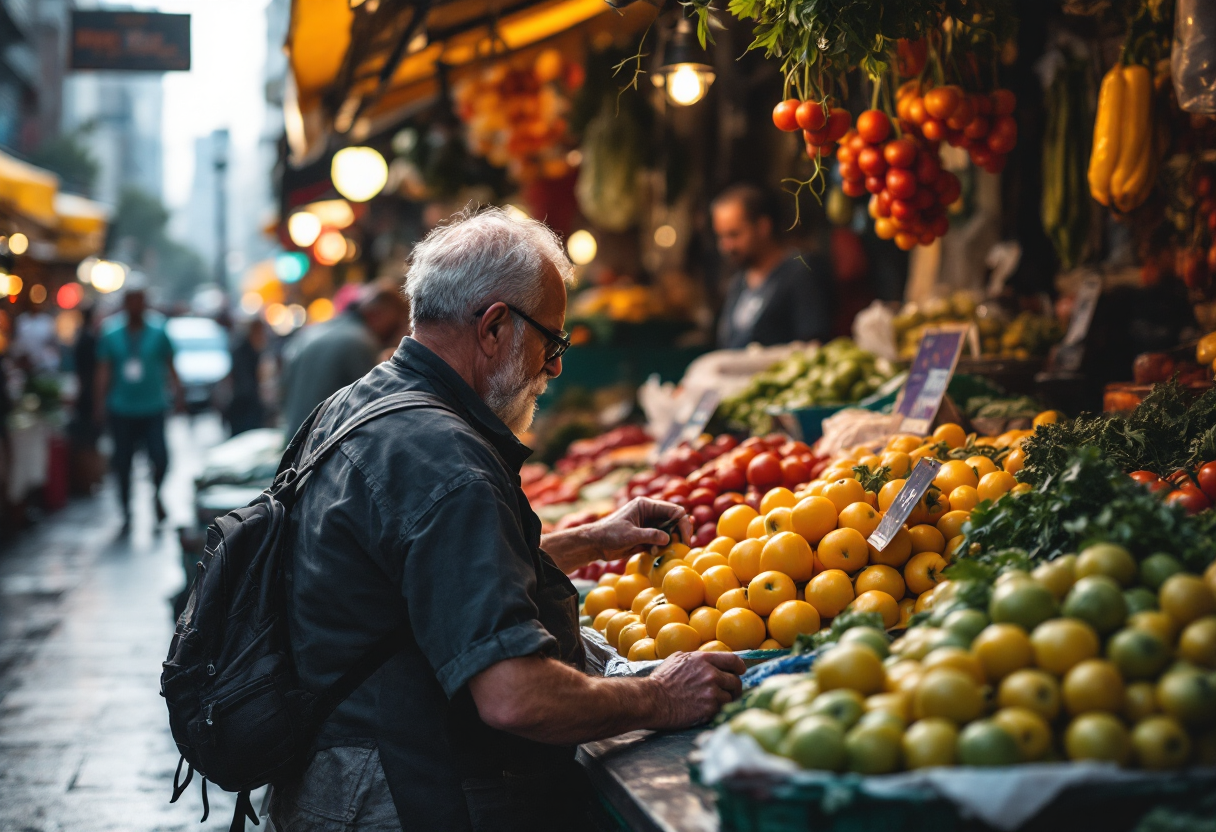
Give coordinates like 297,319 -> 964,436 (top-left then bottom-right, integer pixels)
712,183 -> 835,349
226,317 -> 267,436
94,283 -> 181,533
68,306 -> 105,494
279,279 -> 409,438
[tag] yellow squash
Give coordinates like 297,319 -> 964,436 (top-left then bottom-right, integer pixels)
1109,64 -> 1152,212
1088,66 -> 1125,207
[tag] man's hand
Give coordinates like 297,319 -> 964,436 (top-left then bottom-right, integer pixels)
585,497 -> 694,561
541,497 -> 692,572
645,652 -> 747,729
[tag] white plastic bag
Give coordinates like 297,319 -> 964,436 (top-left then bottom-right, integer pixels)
1173,0 -> 1216,113
851,301 -> 898,360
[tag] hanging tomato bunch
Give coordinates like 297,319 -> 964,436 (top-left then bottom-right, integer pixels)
772,99 -> 852,158
452,48 -> 584,183
833,110 -> 960,250
896,82 -> 1019,174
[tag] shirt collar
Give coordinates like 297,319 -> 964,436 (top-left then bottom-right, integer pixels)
389,337 -> 534,470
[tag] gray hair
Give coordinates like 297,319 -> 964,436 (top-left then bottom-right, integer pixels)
404,205 -> 574,328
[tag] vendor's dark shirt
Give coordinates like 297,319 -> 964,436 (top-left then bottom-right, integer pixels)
287,336 -> 578,829
716,253 -> 835,349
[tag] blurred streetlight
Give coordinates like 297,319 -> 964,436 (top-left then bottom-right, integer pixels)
287,211 -> 322,248
90,260 -> 127,293
8,232 -> 28,255
331,146 -> 388,202
566,230 -> 597,265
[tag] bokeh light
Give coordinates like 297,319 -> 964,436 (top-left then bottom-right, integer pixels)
654,225 -> 678,248
8,232 -> 28,255
314,230 -> 348,266
57,283 -> 83,309
331,146 -> 388,202
287,211 -> 322,247
566,230 -> 597,265
29,284 -> 47,304
240,291 -> 264,315
307,297 -> 335,323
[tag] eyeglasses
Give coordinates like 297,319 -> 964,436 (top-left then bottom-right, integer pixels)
473,303 -> 571,362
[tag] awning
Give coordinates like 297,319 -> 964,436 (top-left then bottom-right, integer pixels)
0,149 -> 59,226
54,192 -> 111,260
285,0 -> 656,161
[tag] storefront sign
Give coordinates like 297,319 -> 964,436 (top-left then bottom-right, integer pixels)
896,326 -> 968,435
657,390 -> 721,457
867,458 -> 943,551
70,11 -> 191,71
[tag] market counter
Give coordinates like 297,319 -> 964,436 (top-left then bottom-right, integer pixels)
578,729 -> 718,832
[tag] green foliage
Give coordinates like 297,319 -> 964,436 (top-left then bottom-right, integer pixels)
853,464 -> 891,493
1021,381 -> 1216,482
29,128 -> 99,195
961,446 -> 1216,572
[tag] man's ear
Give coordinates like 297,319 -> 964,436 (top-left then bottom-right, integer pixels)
476,302 -> 512,357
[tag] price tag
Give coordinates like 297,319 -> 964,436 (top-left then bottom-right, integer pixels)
657,390 -> 721,457
1063,275 -> 1102,347
867,458 -> 943,552
896,327 -> 967,436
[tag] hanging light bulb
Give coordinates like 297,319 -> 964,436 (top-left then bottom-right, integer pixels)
331,146 -> 388,202
654,17 -> 715,107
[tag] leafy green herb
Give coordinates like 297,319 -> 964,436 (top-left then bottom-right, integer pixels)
1021,380 -> 1216,482
961,446 -> 1216,572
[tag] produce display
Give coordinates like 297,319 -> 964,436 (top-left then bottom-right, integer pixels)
717,339 -> 897,434
452,48 -> 583,183
580,420 -> 1037,661
892,295 -> 1063,361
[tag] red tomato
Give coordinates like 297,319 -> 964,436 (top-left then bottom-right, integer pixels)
713,492 -> 746,515
746,452 -> 783,490
717,465 -> 747,494
780,457 -> 810,489
796,100 -> 827,131
894,231 -> 919,251
883,138 -> 918,169
692,504 -> 716,527
826,108 -> 852,142
781,440 -> 812,456
857,146 -> 888,177
876,189 -> 894,215
921,118 -> 946,142
692,522 -> 718,548
865,175 -> 886,195
660,479 -> 692,499
839,160 -> 863,182
896,38 -> 928,77
928,213 -> 950,237
772,99 -> 800,132
1166,486 -> 1211,515
990,115 -> 1018,144
713,434 -> 739,451
972,94 -> 992,116
890,198 -> 918,222
964,117 -> 990,140
935,172 -> 962,205
1129,470 -> 1161,484
990,89 -> 1017,116
841,179 -> 868,198
946,98 -> 975,131
915,152 -> 941,184
1148,480 -> 1174,496
687,487 -> 718,509
987,130 -> 1016,155
856,110 -> 892,144
1197,462 -> 1216,501
924,86 -> 961,120
886,167 -> 918,199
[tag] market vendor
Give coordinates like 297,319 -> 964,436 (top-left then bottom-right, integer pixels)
712,183 -> 835,349
270,207 -> 746,832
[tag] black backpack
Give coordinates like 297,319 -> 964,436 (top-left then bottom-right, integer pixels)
161,390 -> 449,831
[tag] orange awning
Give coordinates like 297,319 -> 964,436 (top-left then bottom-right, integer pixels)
285,0 -> 655,160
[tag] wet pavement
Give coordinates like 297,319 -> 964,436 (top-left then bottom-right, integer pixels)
0,414 -> 256,831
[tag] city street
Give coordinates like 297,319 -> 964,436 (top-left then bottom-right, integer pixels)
0,415 -> 254,831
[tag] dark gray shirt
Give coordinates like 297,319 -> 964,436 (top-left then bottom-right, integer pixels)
280,310 -> 381,438
287,337 -> 580,829
716,253 -> 835,349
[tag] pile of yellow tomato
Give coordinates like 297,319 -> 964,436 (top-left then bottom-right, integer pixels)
580,420 -> 1048,661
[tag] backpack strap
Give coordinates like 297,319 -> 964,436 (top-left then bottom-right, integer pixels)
310,620 -> 412,725
273,391 -> 453,499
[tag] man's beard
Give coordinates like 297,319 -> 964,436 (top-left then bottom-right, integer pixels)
484,326 -> 550,434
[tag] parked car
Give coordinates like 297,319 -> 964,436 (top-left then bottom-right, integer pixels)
166,316 -> 231,414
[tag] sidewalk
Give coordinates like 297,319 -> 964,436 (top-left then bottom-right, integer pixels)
0,415 -> 249,831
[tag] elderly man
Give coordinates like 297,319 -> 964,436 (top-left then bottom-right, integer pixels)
270,208 -> 745,832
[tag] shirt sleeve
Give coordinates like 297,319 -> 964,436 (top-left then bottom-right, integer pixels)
399,474 -> 557,698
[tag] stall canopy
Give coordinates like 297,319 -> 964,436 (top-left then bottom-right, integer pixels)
285,0 -> 655,161
0,149 -> 110,260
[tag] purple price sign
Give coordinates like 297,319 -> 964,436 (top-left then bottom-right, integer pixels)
896,327 -> 967,435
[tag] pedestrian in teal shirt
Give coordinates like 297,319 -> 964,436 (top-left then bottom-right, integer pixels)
94,286 -> 181,533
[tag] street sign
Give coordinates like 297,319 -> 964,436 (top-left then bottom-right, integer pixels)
70,11 -> 191,72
